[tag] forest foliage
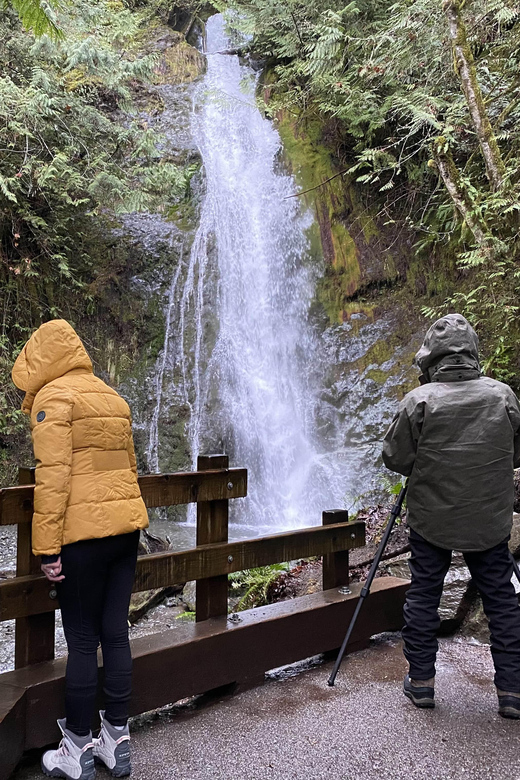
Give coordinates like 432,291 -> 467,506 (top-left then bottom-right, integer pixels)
224,0 -> 520,384
0,0 -> 196,478
3,0 -> 520,481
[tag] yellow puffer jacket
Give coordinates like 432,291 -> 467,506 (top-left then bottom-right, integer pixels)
12,320 -> 149,556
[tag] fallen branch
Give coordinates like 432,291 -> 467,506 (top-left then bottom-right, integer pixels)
212,47 -> 249,57
283,168 -> 349,199
350,541 -> 411,571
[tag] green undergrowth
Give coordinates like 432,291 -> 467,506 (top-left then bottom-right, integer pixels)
229,564 -> 290,611
176,610 -> 196,621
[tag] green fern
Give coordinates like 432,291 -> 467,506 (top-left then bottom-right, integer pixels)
5,0 -> 63,38
229,564 -> 289,611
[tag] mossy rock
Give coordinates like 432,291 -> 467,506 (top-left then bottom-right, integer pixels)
150,29 -> 206,86
274,110 -> 421,325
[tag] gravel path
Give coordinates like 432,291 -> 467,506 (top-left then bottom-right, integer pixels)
12,634 -> 520,780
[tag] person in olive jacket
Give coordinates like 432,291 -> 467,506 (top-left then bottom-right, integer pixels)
383,313 -> 520,718
12,319 -> 149,779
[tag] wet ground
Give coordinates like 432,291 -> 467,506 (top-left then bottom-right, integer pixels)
12,634 -> 520,780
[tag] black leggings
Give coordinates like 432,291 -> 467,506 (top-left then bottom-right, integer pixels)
58,531 -> 139,736
403,529 -> 520,691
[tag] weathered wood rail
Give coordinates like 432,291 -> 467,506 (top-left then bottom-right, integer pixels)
0,455 -> 408,779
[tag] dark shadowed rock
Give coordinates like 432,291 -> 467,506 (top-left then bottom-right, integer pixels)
138,528 -> 172,556
181,581 -> 196,613
130,530 -> 184,623
168,7 -> 194,35
514,472 -> 520,513
459,597 -> 491,644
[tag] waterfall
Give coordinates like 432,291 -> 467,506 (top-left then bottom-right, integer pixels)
174,14 -> 340,532
146,240 -> 184,474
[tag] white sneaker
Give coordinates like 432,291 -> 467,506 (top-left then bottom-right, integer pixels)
92,710 -> 131,777
41,719 -> 95,779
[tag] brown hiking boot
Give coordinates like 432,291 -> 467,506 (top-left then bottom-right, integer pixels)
403,675 -> 435,709
497,690 -> 520,719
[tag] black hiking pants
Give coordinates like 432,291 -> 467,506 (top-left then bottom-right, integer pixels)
403,528 -> 520,692
58,531 -> 140,736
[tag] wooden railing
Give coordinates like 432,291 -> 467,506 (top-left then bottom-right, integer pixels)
0,455 -> 410,778
0,454 -> 364,669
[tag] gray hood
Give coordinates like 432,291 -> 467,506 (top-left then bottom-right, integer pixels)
415,314 -> 480,383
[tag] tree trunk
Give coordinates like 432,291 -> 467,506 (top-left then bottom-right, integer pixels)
444,0 -> 507,191
431,137 -> 493,251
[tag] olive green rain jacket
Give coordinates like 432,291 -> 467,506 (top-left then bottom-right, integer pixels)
382,314 -> 520,552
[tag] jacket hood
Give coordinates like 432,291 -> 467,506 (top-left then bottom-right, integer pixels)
12,320 -> 93,413
415,314 -> 480,382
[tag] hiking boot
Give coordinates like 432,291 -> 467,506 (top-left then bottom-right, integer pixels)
41,719 -> 95,780
497,690 -> 520,719
92,711 -> 131,777
403,675 -> 435,709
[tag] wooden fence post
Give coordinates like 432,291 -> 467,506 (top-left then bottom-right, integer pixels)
322,509 -> 350,591
15,467 -> 55,668
195,455 -> 230,622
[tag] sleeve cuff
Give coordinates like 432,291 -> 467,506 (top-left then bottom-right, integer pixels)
41,554 -> 60,564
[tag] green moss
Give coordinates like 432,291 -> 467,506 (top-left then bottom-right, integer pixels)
359,339 -> 394,367
351,332 -> 419,400
277,114 -> 364,323
276,112 -> 393,324
365,368 -> 390,384
151,30 -> 206,85
347,185 -> 378,244
277,116 -> 337,198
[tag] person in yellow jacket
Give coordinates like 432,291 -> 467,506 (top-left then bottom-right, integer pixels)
12,319 -> 149,780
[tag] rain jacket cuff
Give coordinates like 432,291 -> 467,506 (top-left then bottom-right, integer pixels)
41,554 -> 60,564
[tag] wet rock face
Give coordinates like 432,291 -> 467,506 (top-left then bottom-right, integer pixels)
318,315 -> 423,505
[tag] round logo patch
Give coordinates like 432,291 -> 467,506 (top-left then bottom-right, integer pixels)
36,411 -> 46,423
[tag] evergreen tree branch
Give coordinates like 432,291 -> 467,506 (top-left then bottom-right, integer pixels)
6,0 -> 64,39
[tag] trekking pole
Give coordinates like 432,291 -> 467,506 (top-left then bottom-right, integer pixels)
327,480 -> 408,687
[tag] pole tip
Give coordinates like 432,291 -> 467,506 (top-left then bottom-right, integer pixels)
327,678 -> 335,687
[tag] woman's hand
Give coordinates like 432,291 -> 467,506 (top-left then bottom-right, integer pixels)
41,557 -> 65,582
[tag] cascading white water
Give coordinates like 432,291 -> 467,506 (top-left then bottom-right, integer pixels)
178,14 -> 342,532
146,240 -> 184,474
